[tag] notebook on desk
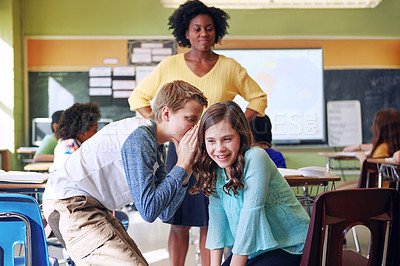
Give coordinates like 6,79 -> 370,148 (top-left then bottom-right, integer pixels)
318,151 -> 370,158
0,170 -> 49,183
278,168 -> 304,177
384,157 -> 395,163
278,166 -> 336,178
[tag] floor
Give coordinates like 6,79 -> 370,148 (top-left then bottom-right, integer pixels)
48,209 -> 201,266
48,207 -> 372,266
127,211 -> 201,266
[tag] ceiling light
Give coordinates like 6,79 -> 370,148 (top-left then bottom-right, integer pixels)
161,0 -> 382,9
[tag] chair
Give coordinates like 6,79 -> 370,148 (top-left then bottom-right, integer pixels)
0,194 -> 49,266
358,160 -> 379,189
300,188 -> 399,266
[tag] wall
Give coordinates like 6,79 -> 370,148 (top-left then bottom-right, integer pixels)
13,0 -> 400,171
22,0 -> 400,37
27,38 -> 400,70
13,0 -> 24,170
0,0 -> 14,154
0,0 -> 24,169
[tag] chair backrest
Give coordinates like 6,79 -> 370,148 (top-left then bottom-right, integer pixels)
300,188 -> 400,266
358,160 -> 379,188
0,194 -> 49,266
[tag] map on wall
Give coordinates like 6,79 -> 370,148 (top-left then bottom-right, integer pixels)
216,49 -> 324,144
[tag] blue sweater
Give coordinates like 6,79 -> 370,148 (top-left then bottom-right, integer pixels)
44,118 -> 188,223
206,147 -> 309,258
121,120 -> 188,222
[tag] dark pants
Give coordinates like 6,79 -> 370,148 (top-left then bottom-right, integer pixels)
222,249 -> 301,266
164,142 -> 209,226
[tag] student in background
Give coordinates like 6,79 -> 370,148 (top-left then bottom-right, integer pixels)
33,110 -> 63,162
128,1 -> 267,264
192,101 -> 309,266
249,115 -> 286,168
343,108 -> 400,164
338,108 -> 400,190
43,80 -> 208,266
50,102 -> 101,172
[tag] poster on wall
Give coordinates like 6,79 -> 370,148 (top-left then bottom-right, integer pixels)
128,40 -> 176,65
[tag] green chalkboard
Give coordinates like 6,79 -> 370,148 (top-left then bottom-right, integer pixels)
324,69 -> 400,143
28,71 -> 134,145
29,69 -> 400,146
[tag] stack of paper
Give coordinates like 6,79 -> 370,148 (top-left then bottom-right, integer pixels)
278,166 -> 335,178
278,168 -> 303,177
0,171 -> 50,183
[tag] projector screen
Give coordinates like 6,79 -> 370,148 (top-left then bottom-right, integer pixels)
215,48 -> 325,144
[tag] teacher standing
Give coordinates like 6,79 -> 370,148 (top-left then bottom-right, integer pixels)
128,1 -> 267,265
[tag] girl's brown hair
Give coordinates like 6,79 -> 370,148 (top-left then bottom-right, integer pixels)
370,108 -> 400,157
191,101 -> 252,197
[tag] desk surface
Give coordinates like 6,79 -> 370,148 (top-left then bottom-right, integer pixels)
0,181 -> 46,195
317,151 -> 359,160
279,168 -> 341,186
16,147 -> 39,154
0,182 -> 46,189
284,175 -> 341,186
367,158 -> 400,166
24,162 -> 52,172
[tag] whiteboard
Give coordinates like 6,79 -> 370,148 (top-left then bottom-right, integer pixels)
327,100 -> 362,147
216,48 -> 325,144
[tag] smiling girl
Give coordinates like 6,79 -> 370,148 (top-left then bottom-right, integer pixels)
192,101 -> 310,266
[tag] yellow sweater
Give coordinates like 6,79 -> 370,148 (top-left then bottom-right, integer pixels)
372,143 -> 389,158
128,53 -> 268,114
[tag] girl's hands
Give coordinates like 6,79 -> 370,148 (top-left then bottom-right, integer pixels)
355,151 -> 367,164
173,125 -> 199,183
343,144 -> 359,152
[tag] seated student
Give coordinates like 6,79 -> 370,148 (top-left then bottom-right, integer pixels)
249,115 -> 286,168
343,108 -> 400,164
42,80 -> 208,266
50,102 -> 101,172
338,108 -> 400,189
33,110 -> 63,162
192,101 -> 309,266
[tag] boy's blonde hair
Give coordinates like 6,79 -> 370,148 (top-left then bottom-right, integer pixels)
150,80 -> 208,122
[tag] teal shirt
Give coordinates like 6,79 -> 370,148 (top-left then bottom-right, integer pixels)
36,134 -> 57,155
206,146 -> 310,259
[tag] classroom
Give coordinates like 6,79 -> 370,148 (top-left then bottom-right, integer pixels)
1,0 -> 400,265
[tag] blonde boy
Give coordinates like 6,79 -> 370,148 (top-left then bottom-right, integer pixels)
43,80 -> 207,266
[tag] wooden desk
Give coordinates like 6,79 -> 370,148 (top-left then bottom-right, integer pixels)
284,175 -> 341,187
24,162 -> 52,172
16,147 -> 39,154
367,158 -> 400,189
0,182 -> 46,194
0,182 -> 46,203
318,152 -> 361,180
16,147 -> 39,165
280,169 -> 341,215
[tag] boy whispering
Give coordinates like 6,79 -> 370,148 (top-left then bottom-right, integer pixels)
43,80 -> 208,266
